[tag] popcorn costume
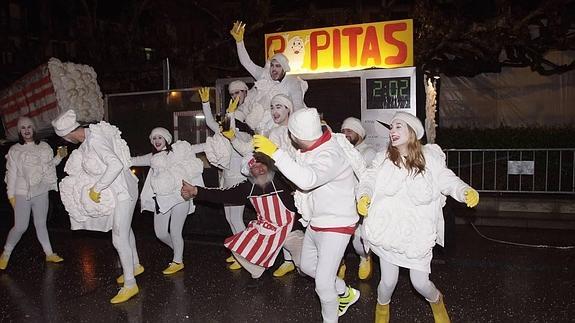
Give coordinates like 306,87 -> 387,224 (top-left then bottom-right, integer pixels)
268,109 -> 361,323
53,110 -> 141,303
357,111 -> 475,322
1,117 -> 64,270
236,41 -> 308,134
132,127 -> 204,272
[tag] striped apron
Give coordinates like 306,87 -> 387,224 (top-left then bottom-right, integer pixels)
224,182 -> 295,267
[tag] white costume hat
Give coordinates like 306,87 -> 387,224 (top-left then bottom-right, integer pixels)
341,117 -> 365,139
391,112 -> 424,140
149,127 -> 172,145
271,94 -> 293,114
228,80 -> 248,93
288,108 -> 322,141
270,53 -> 291,72
17,116 -> 35,130
52,110 -> 80,137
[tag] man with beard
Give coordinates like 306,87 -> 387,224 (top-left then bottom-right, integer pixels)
180,153 -> 303,287
338,117 -> 377,281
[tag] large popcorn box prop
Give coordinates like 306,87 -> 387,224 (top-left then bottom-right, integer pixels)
0,58 -> 104,140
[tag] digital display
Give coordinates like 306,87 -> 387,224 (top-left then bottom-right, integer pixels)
366,77 -> 410,110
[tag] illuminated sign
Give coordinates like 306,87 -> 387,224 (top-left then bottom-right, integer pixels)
265,19 -> 413,74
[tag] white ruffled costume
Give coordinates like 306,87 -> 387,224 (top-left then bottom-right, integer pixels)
134,140 -> 204,214
358,144 -> 470,273
59,122 -> 138,232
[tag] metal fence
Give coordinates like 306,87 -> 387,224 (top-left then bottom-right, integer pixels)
444,149 -> 575,194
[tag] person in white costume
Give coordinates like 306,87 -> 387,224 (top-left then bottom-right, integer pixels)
230,20 -> 308,134
337,117 -> 378,281
253,108 -> 361,323
131,127 -> 204,275
51,110 -> 141,304
198,87 -> 249,270
356,111 -> 480,323
0,117 -> 66,270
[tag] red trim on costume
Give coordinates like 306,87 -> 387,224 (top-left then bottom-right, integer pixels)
309,225 -> 356,235
301,129 -> 331,152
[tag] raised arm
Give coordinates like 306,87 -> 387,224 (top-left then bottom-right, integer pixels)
231,21 -> 265,80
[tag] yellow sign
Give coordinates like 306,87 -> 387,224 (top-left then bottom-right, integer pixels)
265,19 -> 413,74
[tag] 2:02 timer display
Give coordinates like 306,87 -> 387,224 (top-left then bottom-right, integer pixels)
366,77 -> 410,109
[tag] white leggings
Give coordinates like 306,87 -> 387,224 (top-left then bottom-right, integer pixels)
224,205 -> 246,235
154,201 -> 189,263
377,257 -> 440,304
3,193 -> 54,256
300,228 -> 350,323
112,198 -> 140,287
351,224 -> 367,258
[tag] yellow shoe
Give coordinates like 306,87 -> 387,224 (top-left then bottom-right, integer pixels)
46,254 -> 64,263
162,262 -> 184,275
116,264 -> 145,284
273,261 -> 295,277
228,261 -> 242,270
0,254 -> 9,270
358,254 -> 373,280
375,303 -> 390,323
226,255 -> 235,263
337,262 -> 346,280
110,285 -> 139,304
430,293 -> 451,323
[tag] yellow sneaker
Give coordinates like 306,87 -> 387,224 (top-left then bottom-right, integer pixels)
358,254 -> 373,280
46,254 -> 64,263
116,264 -> 145,284
228,261 -> 242,270
226,255 -> 235,263
337,262 -> 346,280
110,285 -> 139,304
272,261 -> 295,277
0,254 -> 9,270
162,262 -> 184,275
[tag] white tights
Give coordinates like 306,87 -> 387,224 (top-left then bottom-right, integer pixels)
112,198 -> 140,287
154,201 -> 189,263
3,193 -> 54,256
377,257 -> 440,304
223,205 -> 245,234
351,224 -> 367,258
300,229 -> 350,323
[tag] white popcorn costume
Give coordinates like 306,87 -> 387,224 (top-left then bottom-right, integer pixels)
357,113 -> 472,306
54,110 -> 141,289
132,127 -> 205,265
2,117 -> 63,264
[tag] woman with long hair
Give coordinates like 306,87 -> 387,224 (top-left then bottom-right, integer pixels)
1,117 -> 66,270
357,112 -> 479,323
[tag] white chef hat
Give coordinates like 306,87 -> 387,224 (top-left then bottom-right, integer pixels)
341,117 -> 365,139
390,112 -> 424,140
17,116 -> 35,130
270,94 -> 293,114
228,80 -> 248,93
149,127 -> 172,145
270,53 -> 291,72
288,108 -> 322,141
52,110 -> 80,137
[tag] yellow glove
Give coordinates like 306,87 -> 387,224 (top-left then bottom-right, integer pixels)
464,188 -> 479,208
357,195 -> 371,216
57,146 -> 68,158
8,196 -> 15,208
226,97 -> 240,113
230,21 -> 245,43
198,87 -> 210,103
253,135 -> 277,157
221,128 -> 235,140
89,187 -> 101,203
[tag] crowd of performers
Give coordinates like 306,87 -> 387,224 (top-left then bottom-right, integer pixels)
0,21 -> 479,323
